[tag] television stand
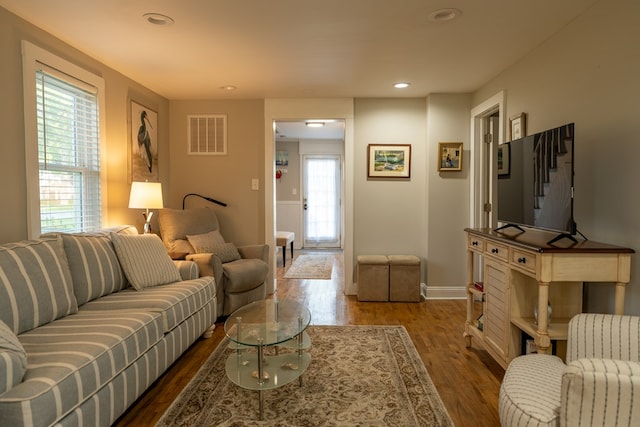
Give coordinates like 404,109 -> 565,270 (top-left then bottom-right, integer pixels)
494,223 -> 525,233
546,232 -> 578,245
463,227 -> 634,368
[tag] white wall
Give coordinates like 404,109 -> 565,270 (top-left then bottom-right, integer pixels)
426,94 -> 472,297
353,98 -> 428,282
473,0 -> 640,314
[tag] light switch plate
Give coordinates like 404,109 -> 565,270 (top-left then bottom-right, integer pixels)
251,178 -> 259,190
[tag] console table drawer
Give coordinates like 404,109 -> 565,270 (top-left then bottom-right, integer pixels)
511,249 -> 537,274
485,241 -> 509,261
467,235 -> 484,252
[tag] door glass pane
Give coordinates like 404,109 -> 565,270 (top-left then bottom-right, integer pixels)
304,155 -> 340,246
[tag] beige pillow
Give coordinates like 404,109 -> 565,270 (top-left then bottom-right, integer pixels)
157,208 -> 220,252
211,242 -> 241,263
186,230 -> 225,253
110,233 -> 182,290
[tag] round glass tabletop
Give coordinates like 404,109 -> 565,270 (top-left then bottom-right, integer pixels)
224,299 -> 311,347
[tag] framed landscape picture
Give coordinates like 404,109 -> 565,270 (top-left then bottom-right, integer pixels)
438,142 -> 463,171
367,144 -> 411,178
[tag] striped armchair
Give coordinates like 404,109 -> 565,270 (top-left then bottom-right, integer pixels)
500,313 -> 640,426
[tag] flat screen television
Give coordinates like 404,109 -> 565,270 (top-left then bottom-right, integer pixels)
496,122 -> 576,243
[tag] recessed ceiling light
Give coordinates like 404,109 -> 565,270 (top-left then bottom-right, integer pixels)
394,82 -> 410,89
143,13 -> 175,26
306,122 -> 325,128
220,85 -> 237,91
428,8 -> 462,22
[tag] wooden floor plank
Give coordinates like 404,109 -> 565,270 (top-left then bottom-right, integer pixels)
115,251 -> 503,426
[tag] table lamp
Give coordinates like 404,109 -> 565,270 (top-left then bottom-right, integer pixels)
128,181 -> 163,233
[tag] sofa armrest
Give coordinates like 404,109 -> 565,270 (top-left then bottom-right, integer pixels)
237,244 -> 269,263
566,314 -> 640,362
186,253 -> 224,310
0,320 -> 27,394
173,260 -> 199,280
561,358 -> 640,426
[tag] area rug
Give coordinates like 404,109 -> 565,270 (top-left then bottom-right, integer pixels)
156,325 -> 453,426
283,254 -> 333,279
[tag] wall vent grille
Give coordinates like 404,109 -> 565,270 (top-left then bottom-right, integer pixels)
188,115 -> 227,155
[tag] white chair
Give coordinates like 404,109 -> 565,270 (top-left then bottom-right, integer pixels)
500,313 -> 640,426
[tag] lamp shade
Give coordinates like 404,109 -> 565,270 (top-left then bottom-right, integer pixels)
128,181 -> 164,209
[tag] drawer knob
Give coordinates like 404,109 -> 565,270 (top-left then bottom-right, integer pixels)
472,241 -> 479,246
491,248 -> 499,254
518,257 -> 526,264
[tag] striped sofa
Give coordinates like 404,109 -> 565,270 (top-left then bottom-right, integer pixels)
0,226 -> 217,427
499,313 -> 640,426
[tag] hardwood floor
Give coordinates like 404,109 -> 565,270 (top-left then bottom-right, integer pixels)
115,251 -> 504,426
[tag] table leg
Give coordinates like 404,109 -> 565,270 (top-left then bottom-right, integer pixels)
614,282 -> 627,315
535,282 -> 551,353
257,338 -> 264,420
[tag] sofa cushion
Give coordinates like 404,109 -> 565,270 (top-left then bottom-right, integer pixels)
186,230 -> 225,253
62,234 -> 128,306
110,233 -> 182,290
0,310 -> 163,427
0,320 -> 27,394
158,207 -> 220,253
80,276 -> 215,332
222,258 -> 269,293
0,235 -> 78,335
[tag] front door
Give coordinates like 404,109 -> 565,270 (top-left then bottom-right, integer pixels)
302,155 -> 341,248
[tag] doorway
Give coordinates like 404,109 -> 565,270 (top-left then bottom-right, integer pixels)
274,120 -> 345,252
470,91 -> 505,229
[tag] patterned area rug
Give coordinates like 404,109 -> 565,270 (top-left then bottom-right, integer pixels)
156,325 -> 453,426
283,255 -> 333,279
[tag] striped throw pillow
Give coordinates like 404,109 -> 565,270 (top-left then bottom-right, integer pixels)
62,234 -> 128,306
0,235 -> 78,334
110,233 -> 182,290
0,319 -> 27,394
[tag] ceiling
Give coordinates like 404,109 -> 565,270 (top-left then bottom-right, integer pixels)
1,0 -> 599,101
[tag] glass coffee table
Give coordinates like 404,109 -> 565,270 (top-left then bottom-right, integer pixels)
224,299 -> 311,420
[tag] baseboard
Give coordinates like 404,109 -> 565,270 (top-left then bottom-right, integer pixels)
423,284 -> 466,300
347,283 -> 466,300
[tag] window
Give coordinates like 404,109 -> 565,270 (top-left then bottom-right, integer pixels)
22,41 -> 107,238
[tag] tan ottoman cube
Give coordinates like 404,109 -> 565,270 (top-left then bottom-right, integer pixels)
357,255 -> 389,302
389,255 -> 421,302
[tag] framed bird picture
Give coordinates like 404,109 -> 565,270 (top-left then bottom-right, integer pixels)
129,100 -> 159,183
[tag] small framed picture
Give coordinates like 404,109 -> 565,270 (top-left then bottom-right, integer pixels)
509,113 -> 527,141
497,142 -> 510,177
438,142 -> 463,171
367,144 -> 411,178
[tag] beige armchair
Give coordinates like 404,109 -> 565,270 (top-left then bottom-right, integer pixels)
157,207 -> 269,317
500,313 -> 640,426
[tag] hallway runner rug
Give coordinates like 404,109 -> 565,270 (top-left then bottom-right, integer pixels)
283,254 -> 333,279
156,325 -> 453,426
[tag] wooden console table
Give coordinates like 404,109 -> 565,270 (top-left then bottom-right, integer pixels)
464,227 -> 633,368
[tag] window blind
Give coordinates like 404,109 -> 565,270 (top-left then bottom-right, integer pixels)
36,69 -> 101,233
